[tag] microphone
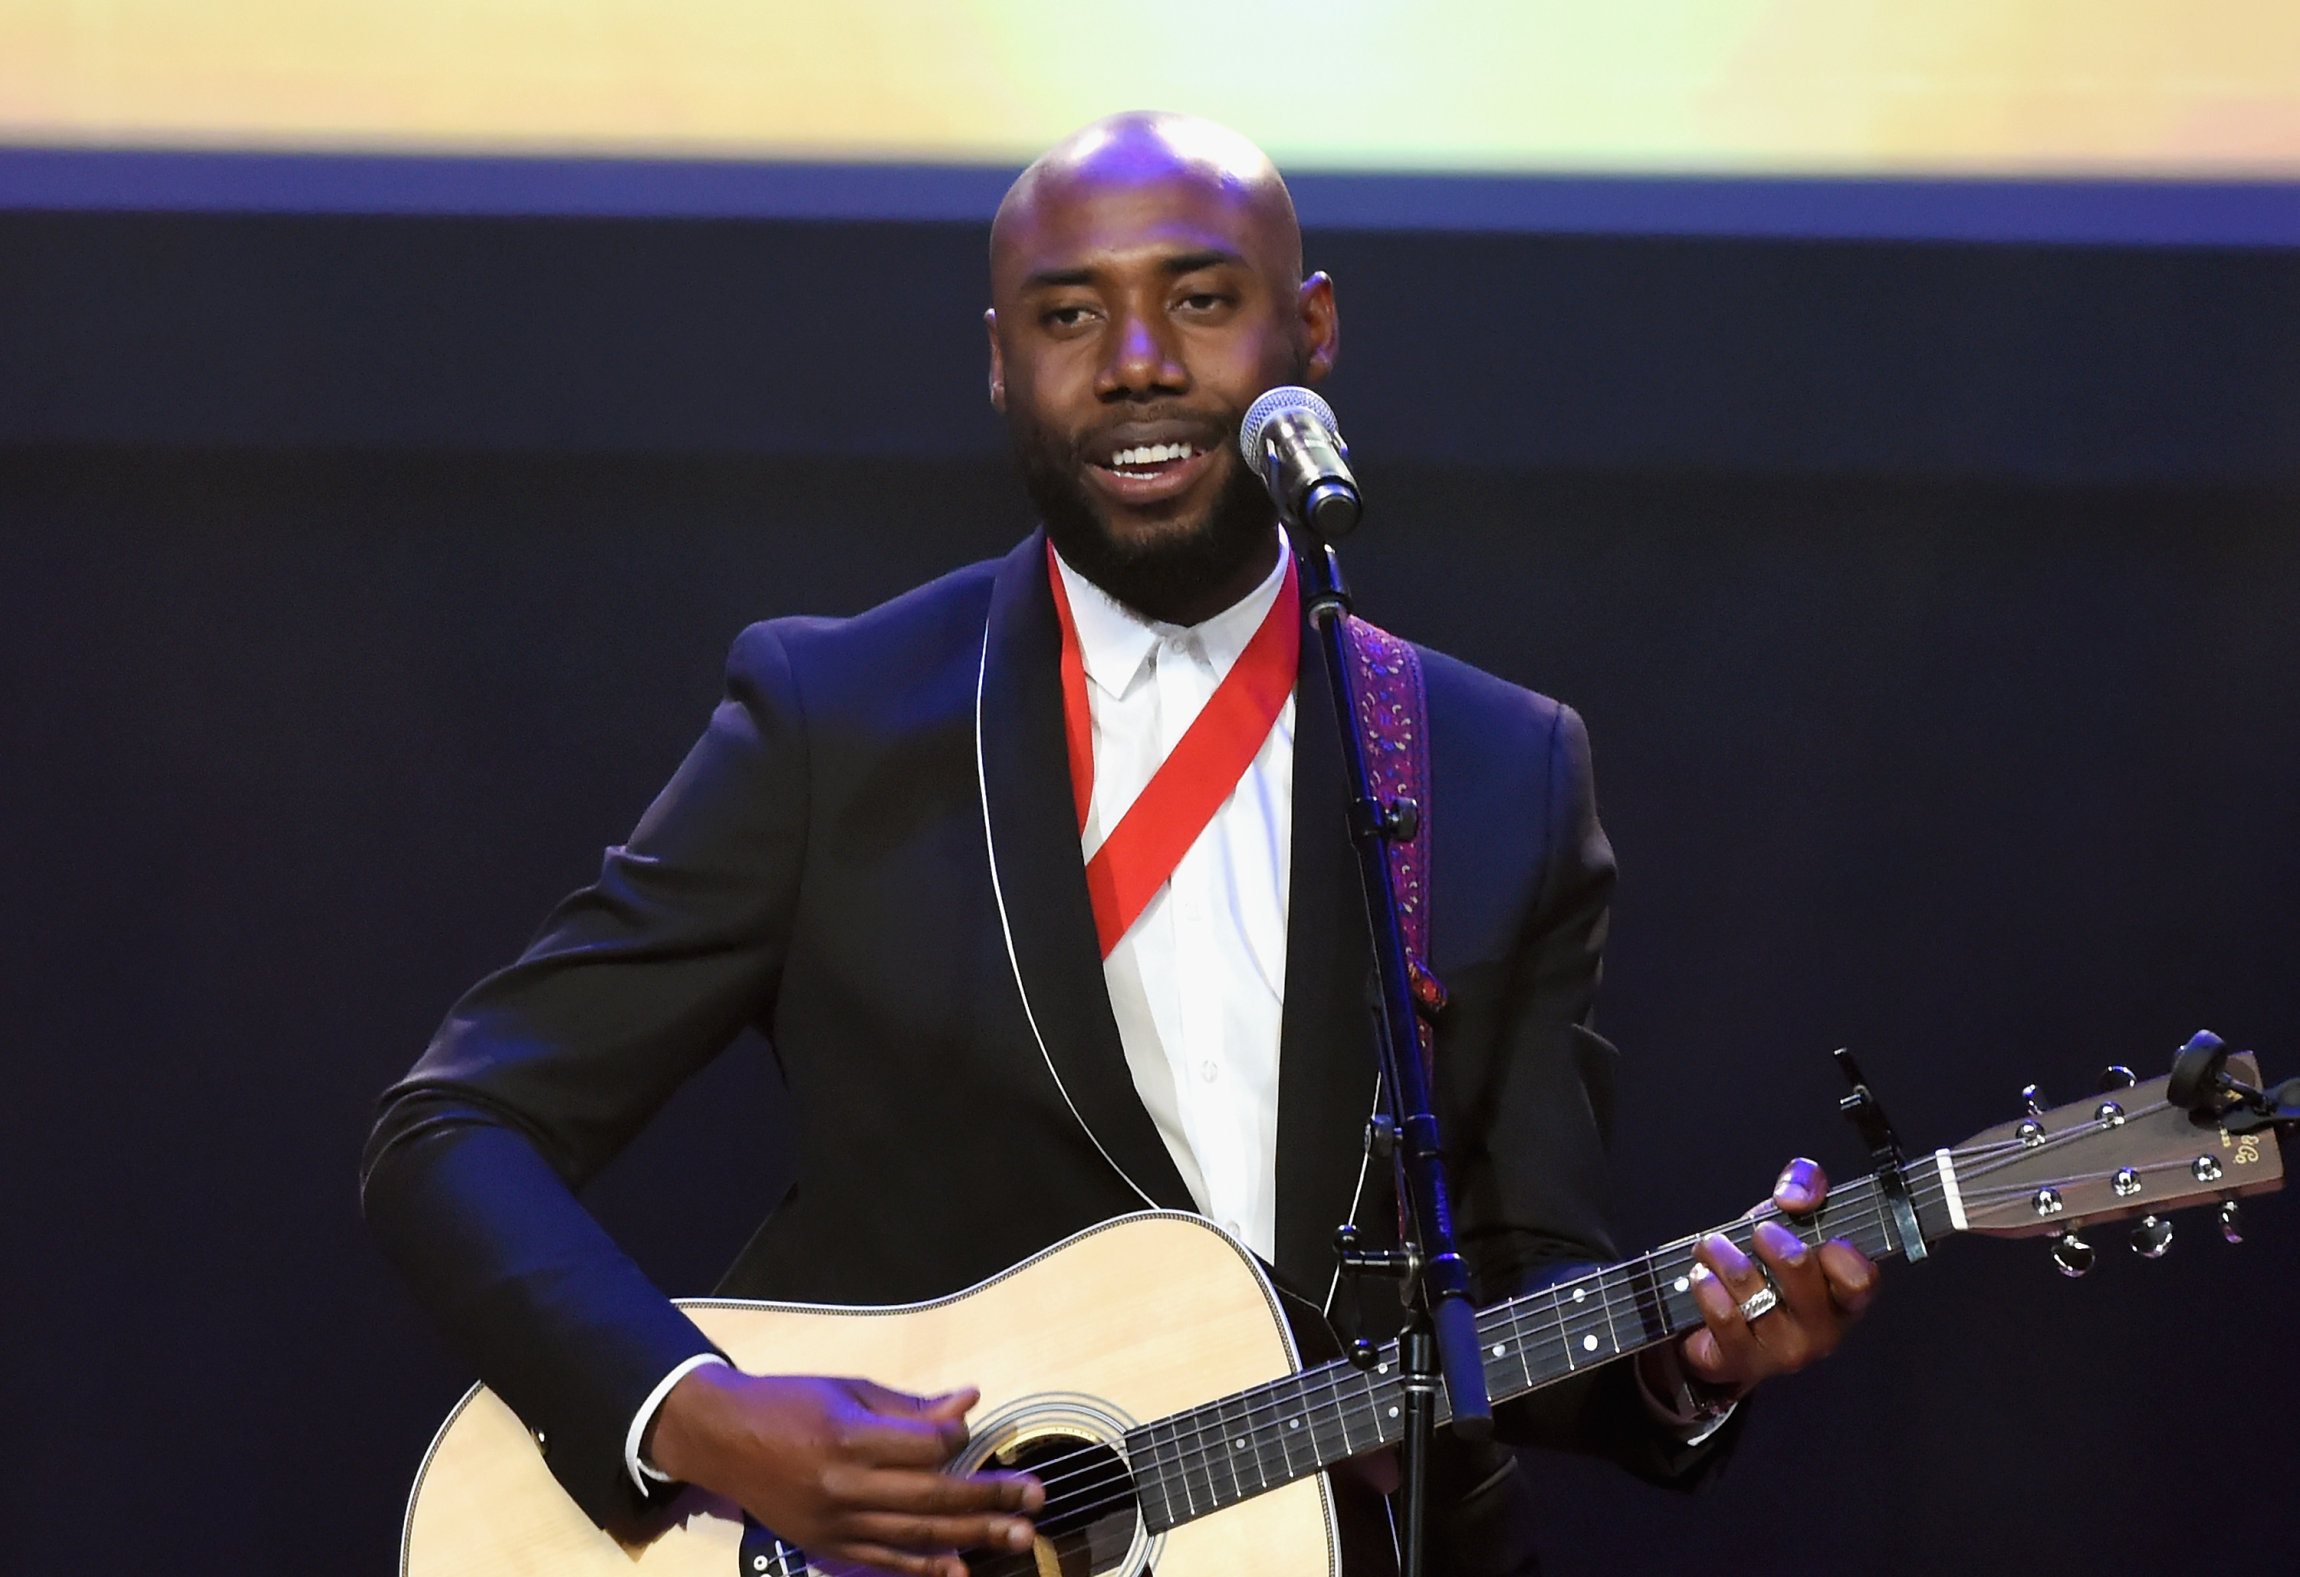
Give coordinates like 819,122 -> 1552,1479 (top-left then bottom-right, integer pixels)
1239,385 -> 1362,540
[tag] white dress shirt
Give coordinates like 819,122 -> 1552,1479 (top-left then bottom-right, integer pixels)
1053,540 -> 1294,1262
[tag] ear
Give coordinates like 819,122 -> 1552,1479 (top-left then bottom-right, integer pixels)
1297,272 -> 1339,385
984,308 -> 1007,412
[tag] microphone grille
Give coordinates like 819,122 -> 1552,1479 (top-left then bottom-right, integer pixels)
1238,385 -> 1341,479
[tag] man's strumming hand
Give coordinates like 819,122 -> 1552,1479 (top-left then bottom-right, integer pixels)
1649,1157 -> 1880,1405
645,1367 -> 1043,1577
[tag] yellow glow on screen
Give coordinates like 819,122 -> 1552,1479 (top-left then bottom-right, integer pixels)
2,0 -> 2296,175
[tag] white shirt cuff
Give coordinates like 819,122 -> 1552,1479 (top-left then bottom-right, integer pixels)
625,1353 -> 733,1490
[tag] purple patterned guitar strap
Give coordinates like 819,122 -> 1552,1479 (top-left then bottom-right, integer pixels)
1338,615 -> 1445,1075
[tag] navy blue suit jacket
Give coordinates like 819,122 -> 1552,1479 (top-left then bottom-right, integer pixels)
363,531 -> 1725,1543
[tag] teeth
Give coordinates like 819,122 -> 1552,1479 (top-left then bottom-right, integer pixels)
1108,442 -> 1196,468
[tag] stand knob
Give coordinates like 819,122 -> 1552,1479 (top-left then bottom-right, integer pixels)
1379,796 -> 1420,842
2129,1215 -> 2174,1259
2051,1229 -> 2095,1277
2097,1065 -> 2137,1091
2022,1084 -> 2047,1117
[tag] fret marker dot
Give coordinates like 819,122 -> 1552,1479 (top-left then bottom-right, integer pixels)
1290,1420 -> 1301,1429
1573,1288 -> 1586,1303
1234,1440 -> 1245,1451
1582,1334 -> 1599,1352
1376,1363 -> 1389,1375
1674,1276 -> 1690,1293
1490,1343 -> 1506,1358
1388,1406 -> 1400,1418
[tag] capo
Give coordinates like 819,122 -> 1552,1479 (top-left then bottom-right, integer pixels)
2167,1030 -> 2300,1135
1834,1049 -> 1929,1263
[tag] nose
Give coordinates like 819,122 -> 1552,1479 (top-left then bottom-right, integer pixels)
1097,304 -> 1187,401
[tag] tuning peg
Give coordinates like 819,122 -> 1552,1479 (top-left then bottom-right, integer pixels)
2097,1065 -> 2137,1092
2129,1215 -> 2174,1259
2022,1084 -> 2047,1117
2219,1200 -> 2243,1244
2050,1228 -> 2095,1277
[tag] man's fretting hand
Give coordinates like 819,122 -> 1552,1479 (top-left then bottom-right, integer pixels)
1675,1157 -> 1879,1398
645,1368 -> 1043,1577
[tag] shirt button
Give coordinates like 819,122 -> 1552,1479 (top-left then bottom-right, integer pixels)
1200,1060 -> 1219,1083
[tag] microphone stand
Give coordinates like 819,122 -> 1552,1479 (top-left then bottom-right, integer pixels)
1288,527 -> 1494,1577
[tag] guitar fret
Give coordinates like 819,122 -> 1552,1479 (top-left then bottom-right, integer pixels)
1252,1383 -> 1287,1490
1368,1361 -> 1399,1447
1626,1253 -> 1669,1346
1206,1397 -> 1236,1508
1134,1418 -> 1175,1531
1126,1163 -> 1946,1542
1315,1367 -> 1359,1464
1223,1393 -> 1258,1502
1171,1411 -> 1210,1523
1202,1399 -> 1236,1511
1272,1375 -> 1308,1481
1125,1428 -> 1167,1533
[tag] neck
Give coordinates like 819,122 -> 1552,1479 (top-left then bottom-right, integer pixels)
1116,1167 -> 1940,1538
1060,525 -> 1285,628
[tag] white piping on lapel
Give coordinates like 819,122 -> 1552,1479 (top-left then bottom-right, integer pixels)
1322,1071 -> 1383,1317
973,612 -> 1159,1211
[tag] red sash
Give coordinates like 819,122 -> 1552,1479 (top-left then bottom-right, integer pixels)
1047,544 -> 1300,957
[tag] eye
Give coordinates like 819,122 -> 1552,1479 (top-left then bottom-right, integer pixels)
1173,287 -> 1238,321
1041,303 -> 1098,331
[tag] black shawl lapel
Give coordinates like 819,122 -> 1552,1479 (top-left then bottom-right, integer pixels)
977,532 -> 1197,1213
1273,614 -> 1386,1297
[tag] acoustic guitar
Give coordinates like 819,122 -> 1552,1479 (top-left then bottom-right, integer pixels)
401,1048 -> 2286,1577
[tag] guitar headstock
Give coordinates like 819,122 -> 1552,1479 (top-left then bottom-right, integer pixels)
1940,1053 -> 2285,1255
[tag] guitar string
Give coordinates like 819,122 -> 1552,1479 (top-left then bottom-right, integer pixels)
952,1209 -> 1867,1516
971,1186 -> 1916,1509
812,1172 -> 1994,1559
950,1214 -> 1909,1544
823,1111 -> 2178,1540
769,1114 -> 2203,1573
930,1115 -> 2217,1557
897,1168 -> 2047,1577
957,1191 -> 1918,1527
791,1113 -> 2192,1554
1019,1146 -> 2190,1533
931,1121 -> 2135,1529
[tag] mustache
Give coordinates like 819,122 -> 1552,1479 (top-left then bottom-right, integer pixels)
1064,404 -> 1234,461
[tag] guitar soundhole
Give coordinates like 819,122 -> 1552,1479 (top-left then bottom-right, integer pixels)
968,1432 -> 1146,1577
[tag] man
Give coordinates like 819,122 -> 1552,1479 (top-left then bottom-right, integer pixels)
363,112 -> 1878,1577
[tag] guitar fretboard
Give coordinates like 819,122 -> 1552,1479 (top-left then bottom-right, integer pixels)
1124,1166 -> 1945,1534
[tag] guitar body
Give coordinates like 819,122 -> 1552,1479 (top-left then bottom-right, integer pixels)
402,1213 -> 1340,1577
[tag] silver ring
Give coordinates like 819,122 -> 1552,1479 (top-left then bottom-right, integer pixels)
1736,1285 -> 1780,1322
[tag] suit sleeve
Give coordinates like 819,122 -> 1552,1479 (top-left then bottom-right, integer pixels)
1438,700 -> 1742,1491
360,620 -> 810,1530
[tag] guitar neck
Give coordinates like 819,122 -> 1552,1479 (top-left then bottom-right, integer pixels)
1126,1159 -> 1956,1534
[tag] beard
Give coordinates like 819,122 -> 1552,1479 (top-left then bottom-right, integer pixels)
1008,399 -> 1279,624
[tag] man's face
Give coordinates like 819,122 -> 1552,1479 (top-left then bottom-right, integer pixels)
987,169 -> 1337,620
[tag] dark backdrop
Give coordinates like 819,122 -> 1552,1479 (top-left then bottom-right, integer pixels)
2,210 -> 2296,1577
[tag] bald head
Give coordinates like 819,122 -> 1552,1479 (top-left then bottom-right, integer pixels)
991,112 -> 1303,295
